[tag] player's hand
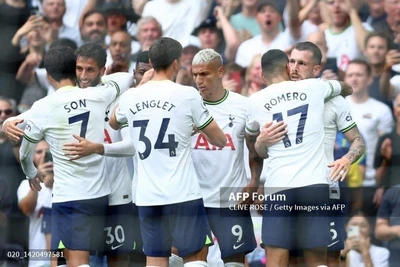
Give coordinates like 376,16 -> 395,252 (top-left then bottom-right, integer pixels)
328,156 -> 351,181
3,118 -> 24,143
137,68 -> 154,87
239,182 -> 258,206
381,138 -> 392,161
257,121 -> 287,147
28,170 -> 45,191
63,134 -> 102,160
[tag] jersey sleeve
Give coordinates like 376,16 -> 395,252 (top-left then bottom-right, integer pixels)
333,96 -> 357,133
321,79 -> 342,99
188,89 -> 214,130
101,72 -> 135,95
114,95 -> 129,125
245,94 -> 260,135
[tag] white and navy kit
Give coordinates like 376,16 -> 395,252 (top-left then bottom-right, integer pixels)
246,79 -> 342,250
115,80 -> 214,257
191,90 -> 257,258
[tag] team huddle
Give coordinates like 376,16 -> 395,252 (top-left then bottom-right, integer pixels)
3,36 -> 365,267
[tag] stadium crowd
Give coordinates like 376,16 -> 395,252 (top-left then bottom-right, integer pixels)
0,0 -> 399,266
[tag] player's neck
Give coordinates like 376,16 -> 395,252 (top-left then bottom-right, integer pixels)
202,87 -> 225,102
267,74 -> 289,85
53,79 -> 77,90
151,69 -> 175,82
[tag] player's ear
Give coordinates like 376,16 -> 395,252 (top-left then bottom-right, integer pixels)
149,59 -> 153,68
46,73 -> 55,86
218,66 -> 224,78
313,65 -> 321,77
100,66 -> 106,77
261,72 -> 268,85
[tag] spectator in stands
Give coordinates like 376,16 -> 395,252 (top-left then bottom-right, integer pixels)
373,0 -> 400,47
235,0 -> 300,68
364,31 -> 397,108
240,54 -> 264,96
102,3 -> 128,46
230,0 -> 261,37
141,0 -> 212,47
132,16 -> 162,60
365,0 -> 386,29
340,210 -> 389,266
192,7 -> 240,62
17,140 -> 53,267
41,0 -> 81,46
0,96 -> 29,266
344,59 -> 393,222
106,30 -> 134,74
80,9 -> 107,47
373,93 -> 400,190
324,0 -> 370,71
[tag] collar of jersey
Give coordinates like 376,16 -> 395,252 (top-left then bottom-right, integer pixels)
203,89 -> 229,105
328,22 -> 351,35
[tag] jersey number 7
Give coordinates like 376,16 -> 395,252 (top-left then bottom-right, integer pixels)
68,111 -> 90,138
272,104 -> 308,148
133,118 -> 179,160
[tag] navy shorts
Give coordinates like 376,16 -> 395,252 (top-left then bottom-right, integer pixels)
103,203 -> 136,255
262,184 -> 331,250
327,194 -> 346,252
51,196 -> 108,252
138,198 -> 213,258
131,203 -> 144,254
41,207 -> 52,234
206,208 -> 257,258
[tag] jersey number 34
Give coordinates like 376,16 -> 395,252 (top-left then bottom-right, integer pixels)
133,118 -> 178,160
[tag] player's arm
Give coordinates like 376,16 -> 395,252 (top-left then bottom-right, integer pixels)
2,109 -> 33,142
328,126 -> 365,181
101,72 -> 135,95
199,120 -> 227,148
337,81 -> 353,97
109,103 -> 128,130
240,133 -> 264,205
63,125 -> 135,160
19,136 -> 44,191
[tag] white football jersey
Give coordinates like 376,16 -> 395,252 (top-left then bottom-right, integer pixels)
191,90 -> 248,208
323,96 -> 356,199
246,79 -> 342,193
103,99 -> 133,206
325,23 -> 372,71
116,80 -> 214,206
24,82 -> 121,203
346,97 -> 393,186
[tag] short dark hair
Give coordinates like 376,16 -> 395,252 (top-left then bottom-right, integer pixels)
50,38 -> 78,51
149,37 -> 182,71
261,49 -> 288,78
293,41 -> 322,65
75,43 -> 107,69
364,31 -> 390,50
347,59 -> 372,76
137,51 -> 150,64
44,46 -> 76,82
82,9 -> 106,25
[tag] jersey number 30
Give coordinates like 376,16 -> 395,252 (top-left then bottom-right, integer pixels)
133,118 -> 178,160
272,104 -> 309,148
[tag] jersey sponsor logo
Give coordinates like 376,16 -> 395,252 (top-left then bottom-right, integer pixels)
229,115 -> 235,127
104,129 -> 112,144
194,133 -> 235,150
362,113 -> 372,119
345,115 -> 352,121
233,242 -> 245,250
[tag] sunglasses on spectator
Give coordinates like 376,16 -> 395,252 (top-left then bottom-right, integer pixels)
0,109 -> 13,115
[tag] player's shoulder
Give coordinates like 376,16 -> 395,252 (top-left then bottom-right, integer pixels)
326,95 -> 347,107
226,90 -> 247,101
